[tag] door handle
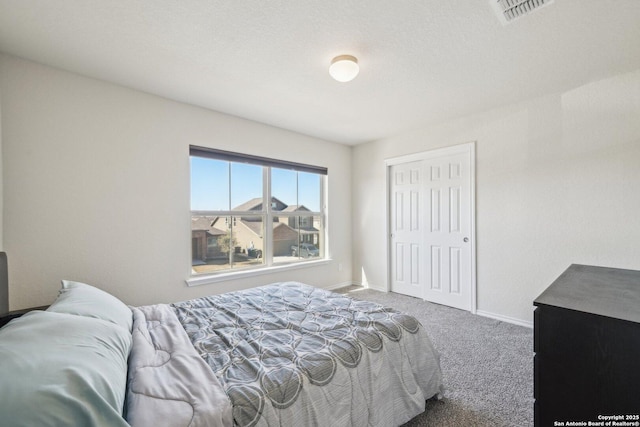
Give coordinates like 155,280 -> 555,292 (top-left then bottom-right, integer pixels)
463,237 -> 469,243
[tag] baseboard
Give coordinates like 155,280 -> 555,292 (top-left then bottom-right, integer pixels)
476,310 -> 533,328
325,281 -> 390,293
324,281 -> 359,291
350,281 -> 388,292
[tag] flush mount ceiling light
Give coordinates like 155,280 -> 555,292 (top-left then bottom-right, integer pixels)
329,55 -> 359,82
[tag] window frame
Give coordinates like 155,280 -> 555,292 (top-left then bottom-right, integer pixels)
188,146 -> 328,285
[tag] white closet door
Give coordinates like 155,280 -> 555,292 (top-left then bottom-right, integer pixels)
423,151 -> 472,310
388,144 -> 474,311
390,161 -> 424,299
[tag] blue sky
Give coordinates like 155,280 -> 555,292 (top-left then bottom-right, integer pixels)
190,157 -> 321,212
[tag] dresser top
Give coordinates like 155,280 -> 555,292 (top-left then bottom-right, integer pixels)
534,264 -> 640,323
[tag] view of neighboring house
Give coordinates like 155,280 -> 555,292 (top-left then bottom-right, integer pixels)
191,197 -> 320,262
191,216 -> 226,261
280,205 -> 320,245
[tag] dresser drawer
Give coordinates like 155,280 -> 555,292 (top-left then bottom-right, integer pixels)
533,354 -> 538,400
533,307 -> 539,353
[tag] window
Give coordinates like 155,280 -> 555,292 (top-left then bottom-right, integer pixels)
190,146 -> 327,276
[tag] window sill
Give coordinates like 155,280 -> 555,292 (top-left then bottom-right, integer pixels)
186,259 -> 332,287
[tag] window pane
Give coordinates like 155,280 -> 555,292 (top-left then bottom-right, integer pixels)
231,163 -> 263,210
191,214 -> 231,273
190,157 -> 229,211
232,215 -> 265,267
271,167 -> 297,207
273,215 -> 323,264
298,172 -> 321,212
299,215 -> 323,258
191,215 -> 264,274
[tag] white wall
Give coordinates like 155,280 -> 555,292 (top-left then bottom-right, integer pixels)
353,69 -> 640,324
0,54 -> 353,310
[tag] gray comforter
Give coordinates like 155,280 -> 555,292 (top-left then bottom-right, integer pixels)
126,282 -> 443,427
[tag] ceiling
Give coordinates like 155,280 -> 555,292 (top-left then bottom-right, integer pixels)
0,1 -> 639,145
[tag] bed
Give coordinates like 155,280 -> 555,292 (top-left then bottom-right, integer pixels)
0,270 -> 443,426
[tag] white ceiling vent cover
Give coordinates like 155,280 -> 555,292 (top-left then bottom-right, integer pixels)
491,0 -> 555,24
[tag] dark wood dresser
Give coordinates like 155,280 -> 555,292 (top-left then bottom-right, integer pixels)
534,264 -> 640,426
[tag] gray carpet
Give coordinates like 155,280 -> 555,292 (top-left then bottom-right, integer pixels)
336,287 -> 534,427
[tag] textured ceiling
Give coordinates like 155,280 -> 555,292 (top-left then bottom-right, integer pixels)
0,0 -> 639,145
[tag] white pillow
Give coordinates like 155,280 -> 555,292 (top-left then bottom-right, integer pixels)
47,280 -> 132,332
0,310 -> 132,427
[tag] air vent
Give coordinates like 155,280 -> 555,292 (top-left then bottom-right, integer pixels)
491,0 -> 554,24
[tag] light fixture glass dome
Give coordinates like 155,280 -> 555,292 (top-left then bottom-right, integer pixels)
329,55 -> 359,82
